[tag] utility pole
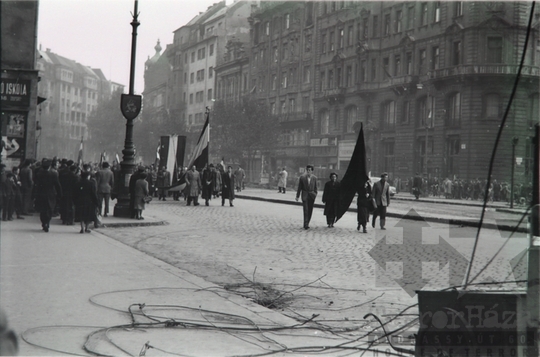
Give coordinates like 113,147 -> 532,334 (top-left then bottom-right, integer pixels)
527,124 -> 539,356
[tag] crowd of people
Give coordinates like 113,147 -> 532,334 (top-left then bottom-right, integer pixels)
0,158 -> 116,233
0,158 -> 252,233
406,174 -> 533,204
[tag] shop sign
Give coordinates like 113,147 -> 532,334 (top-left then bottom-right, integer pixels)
1,79 -> 31,107
338,141 -> 355,159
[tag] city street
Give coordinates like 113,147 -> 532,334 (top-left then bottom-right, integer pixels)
0,190 -> 531,356
99,194 -> 529,333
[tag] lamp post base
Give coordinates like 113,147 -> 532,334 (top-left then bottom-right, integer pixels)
113,200 -> 132,218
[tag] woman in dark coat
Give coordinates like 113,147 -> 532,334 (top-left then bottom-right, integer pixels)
357,180 -> 372,233
322,172 -> 340,228
74,170 -> 98,233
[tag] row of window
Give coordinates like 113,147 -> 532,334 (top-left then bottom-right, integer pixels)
317,37 -> 503,89
187,112 -> 206,125
315,93 -> 538,135
185,44 -> 215,64
269,95 -> 312,116
187,89 -> 213,104
59,84 -> 98,100
185,67 -> 214,84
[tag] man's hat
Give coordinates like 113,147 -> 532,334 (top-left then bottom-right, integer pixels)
138,166 -> 145,172
42,159 -> 51,168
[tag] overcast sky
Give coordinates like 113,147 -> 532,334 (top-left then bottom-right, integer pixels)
37,0 -> 222,94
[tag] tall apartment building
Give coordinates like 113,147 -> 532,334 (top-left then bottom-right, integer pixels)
36,48 -> 124,159
247,1 -> 538,184
170,0 -> 252,155
248,1 -> 319,170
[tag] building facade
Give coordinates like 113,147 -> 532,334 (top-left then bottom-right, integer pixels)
248,1 -> 538,185
1,1 -> 40,166
36,48 -> 124,160
248,1 -> 320,171
168,0 -> 253,160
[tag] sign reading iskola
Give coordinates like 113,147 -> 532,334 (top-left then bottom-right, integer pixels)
0,79 -> 31,106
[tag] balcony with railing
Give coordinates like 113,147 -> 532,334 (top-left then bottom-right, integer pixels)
314,87 -> 346,103
429,64 -> 540,79
279,111 -> 312,123
357,74 -> 418,92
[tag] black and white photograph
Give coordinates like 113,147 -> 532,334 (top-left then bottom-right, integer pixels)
1,1 -> 539,356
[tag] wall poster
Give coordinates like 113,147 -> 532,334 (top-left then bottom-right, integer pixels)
1,111 -> 27,159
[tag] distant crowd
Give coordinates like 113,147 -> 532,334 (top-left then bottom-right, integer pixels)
400,174 -> 533,204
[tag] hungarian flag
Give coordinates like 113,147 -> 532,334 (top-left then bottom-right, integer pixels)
187,115 -> 209,171
168,114 -> 208,191
155,141 -> 160,167
335,123 -> 369,222
77,138 -> 84,165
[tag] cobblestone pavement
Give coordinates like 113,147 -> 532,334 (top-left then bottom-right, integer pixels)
97,196 -> 529,347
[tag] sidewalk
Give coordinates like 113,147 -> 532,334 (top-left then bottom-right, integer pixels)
0,214 -> 355,356
236,187 -> 529,233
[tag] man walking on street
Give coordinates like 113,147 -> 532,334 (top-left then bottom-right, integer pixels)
372,172 -> 391,230
33,158 -> 62,232
234,165 -> 245,192
201,164 -> 216,206
19,159 -> 33,215
96,162 -> 114,217
296,165 -> 317,229
221,165 -> 235,207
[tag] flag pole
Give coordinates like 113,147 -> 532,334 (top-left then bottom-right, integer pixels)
205,106 -> 210,167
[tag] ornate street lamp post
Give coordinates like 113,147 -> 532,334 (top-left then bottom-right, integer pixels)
114,0 -> 142,217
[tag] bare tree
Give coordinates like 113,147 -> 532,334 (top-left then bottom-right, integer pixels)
86,89 -> 125,163
212,97 -> 279,181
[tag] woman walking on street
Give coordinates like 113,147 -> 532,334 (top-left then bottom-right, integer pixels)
322,172 -> 340,228
357,180 -> 372,233
74,170 -> 98,233
134,173 -> 149,220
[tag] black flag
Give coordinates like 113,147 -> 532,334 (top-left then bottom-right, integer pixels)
336,123 -> 369,221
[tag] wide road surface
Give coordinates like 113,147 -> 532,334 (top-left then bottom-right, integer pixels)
99,197 -> 529,338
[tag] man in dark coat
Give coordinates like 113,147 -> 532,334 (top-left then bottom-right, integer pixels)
201,164 -> 216,206
322,172 -> 340,227
295,165 -> 318,229
19,159 -> 33,214
413,173 -> 423,199
156,166 -> 170,201
33,158 -> 62,232
59,165 -> 79,225
372,172 -> 391,230
221,166 -> 235,207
